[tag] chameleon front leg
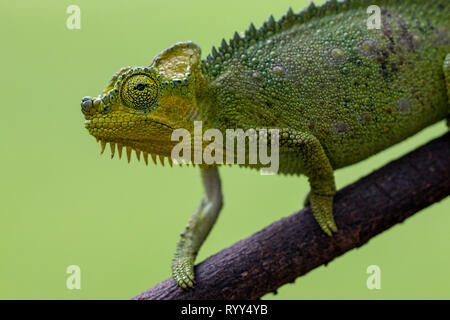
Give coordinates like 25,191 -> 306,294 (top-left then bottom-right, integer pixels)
280,129 -> 338,236
171,165 -> 223,289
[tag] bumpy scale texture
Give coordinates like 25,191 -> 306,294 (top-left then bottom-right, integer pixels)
81,0 -> 450,289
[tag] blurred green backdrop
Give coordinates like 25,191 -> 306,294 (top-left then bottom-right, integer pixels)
0,0 -> 449,299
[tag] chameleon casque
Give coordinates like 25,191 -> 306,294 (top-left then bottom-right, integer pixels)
81,0 -> 450,289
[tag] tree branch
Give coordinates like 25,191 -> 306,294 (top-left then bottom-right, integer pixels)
133,133 -> 450,300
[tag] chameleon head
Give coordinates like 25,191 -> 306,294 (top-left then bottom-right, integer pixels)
80,42 -> 203,164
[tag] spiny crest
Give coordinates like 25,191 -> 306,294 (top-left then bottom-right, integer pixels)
107,66 -> 131,88
202,0 -> 401,77
95,138 -> 197,168
114,66 -> 159,87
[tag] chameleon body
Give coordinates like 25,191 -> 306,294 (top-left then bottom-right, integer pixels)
81,0 -> 450,289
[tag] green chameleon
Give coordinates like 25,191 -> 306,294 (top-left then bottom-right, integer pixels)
81,0 -> 449,289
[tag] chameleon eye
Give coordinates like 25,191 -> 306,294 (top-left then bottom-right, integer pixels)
120,73 -> 159,111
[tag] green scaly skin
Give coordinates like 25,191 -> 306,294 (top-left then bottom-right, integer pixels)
81,0 -> 450,289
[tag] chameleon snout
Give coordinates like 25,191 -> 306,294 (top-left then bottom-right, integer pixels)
81,96 -> 109,117
80,96 -> 94,114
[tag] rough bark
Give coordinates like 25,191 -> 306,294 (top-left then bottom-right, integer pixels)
133,133 -> 450,300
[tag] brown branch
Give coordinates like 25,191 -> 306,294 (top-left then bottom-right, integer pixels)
133,133 -> 450,300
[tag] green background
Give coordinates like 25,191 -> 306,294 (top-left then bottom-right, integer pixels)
0,0 -> 449,299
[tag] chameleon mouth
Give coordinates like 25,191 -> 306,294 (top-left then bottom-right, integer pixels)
84,118 -> 174,131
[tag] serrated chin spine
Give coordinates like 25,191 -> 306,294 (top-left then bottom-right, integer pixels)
95,139 -> 178,167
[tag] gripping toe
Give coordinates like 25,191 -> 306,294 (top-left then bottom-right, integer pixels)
172,257 -> 195,289
309,192 -> 338,236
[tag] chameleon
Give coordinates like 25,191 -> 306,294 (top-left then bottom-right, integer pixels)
80,0 -> 450,289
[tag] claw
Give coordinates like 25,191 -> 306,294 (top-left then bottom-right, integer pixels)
309,192 -> 337,236
328,220 -> 338,233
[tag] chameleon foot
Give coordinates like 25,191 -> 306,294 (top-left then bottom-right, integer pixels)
309,192 -> 338,236
172,255 -> 195,289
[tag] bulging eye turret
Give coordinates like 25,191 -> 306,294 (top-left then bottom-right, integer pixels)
118,68 -> 160,112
